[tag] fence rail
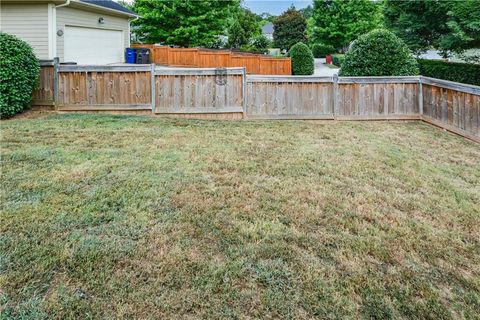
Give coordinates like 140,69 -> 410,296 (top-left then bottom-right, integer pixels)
132,44 -> 292,75
31,61 -> 479,142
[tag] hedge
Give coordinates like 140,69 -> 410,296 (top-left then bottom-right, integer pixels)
0,32 -> 39,118
417,59 -> 480,86
339,29 -> 418,76
331,54 -> 345,68
289,42 -> 314,75
311,43 -> 336,58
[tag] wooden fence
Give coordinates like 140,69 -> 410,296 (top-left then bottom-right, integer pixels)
32,60 -> 57,108
421,77 -> 479,142
132,44 -> 292,75
154,68 -> 244,118
31,61 -> 480,142
56,65 -> 153,111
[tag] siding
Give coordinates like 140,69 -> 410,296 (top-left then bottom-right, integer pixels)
0,4 -> 49,59
56,6 -> 130,62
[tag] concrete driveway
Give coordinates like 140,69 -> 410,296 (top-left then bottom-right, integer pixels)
314,58 -> 339,76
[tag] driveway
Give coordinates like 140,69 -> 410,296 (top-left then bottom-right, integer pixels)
314,58 -> 339,76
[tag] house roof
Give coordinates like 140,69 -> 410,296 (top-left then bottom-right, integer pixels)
80,0 -> 137,16
262,22 -> 274,34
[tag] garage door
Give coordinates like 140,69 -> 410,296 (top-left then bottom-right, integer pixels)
64,26 -> 124,64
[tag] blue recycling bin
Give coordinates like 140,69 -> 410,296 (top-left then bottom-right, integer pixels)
125,48 -> 136,63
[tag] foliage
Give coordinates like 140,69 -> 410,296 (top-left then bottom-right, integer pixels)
312,0 -> 382,53
299,5 -> 314,19
0,32 -> 39,118
384,0 -> 480,57
131,0 -> 239,47
331,54 -> 345,67
289,42 -> 314,75
259,12 -> 276,23
417,59 -> 480,86
2,114 -> 480,319
311,43 -> 336,58
246,34 -> 272,54
383,0 -> 450,54
339,29 -> 419,76
273,7 -> 307,50
228,8 -> 261,48
438,0 -> 480,57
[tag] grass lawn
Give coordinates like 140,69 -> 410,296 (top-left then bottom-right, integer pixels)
1,114 -> 479,319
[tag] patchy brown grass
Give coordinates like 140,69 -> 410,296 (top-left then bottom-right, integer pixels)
1,114 -> 479,319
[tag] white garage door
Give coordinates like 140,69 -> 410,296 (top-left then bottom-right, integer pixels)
64,26 -> 124,64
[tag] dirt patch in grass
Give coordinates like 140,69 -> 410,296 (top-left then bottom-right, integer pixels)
1,114 -> 479,319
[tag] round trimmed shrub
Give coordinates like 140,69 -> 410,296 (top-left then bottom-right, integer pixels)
339,29 -> 419,76
289,42 -> 314,75
311,43 -> 336,58
0,32 -> 40,118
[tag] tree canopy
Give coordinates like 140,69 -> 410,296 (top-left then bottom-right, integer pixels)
227,8 -> 261,48
311,0 -> 382,53
273,7 -> 307,50
383,0 -> 480,59
383,0 -> 450,54
132,0 -> 239,47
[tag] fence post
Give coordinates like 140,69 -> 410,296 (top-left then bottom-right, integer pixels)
242,67 -> 247,119
150,63 -> 156,113
418,76 -> 424,117
333,74 -> 338,119
53,57 -> 59,108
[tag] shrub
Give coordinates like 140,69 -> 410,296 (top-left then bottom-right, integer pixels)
339,29 -> 419,76
417,59 -> 480,86
311,43 -> 336,58
289,42 -> 314,75
0,32 -> 39,118
331,54 -> 345,68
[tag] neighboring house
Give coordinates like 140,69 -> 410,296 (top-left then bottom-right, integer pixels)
0,0 -> 137,64
262,22 -> 274,41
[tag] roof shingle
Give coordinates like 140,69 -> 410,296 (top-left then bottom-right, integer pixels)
80,0 -> 136,16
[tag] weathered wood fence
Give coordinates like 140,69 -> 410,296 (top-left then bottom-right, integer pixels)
32,61 -> 479,142
132,44 -> 292,75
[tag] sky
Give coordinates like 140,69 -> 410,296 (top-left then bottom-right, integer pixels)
116,0 -> 313,16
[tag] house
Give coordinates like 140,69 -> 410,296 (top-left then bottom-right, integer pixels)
0,0 -> 137,64
261,22 -> 274,41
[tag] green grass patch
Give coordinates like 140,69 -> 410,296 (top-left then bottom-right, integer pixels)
1,114 -> 479,319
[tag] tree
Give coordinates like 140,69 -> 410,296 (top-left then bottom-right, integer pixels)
339,29 -> 419,76
383,0 -> 450,54
228,8 -> 261,48
132,0 -> 239,47
383,0 -> 480,60
273,6 -> 307,50
299,5 -> 314,19
312,0 -> 382,53
438,0 -> 480,58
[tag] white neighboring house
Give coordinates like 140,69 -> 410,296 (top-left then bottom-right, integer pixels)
0,0 -> 138,64
262,22 -> 274,41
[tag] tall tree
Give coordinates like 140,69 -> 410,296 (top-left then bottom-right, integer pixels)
273,6 -> 307,50
312,0 -> 382,52
228,8 -> 261,48
383,0 -> 450,54
299,5 -> 314,19
440,0 -> 480,62
132,0 -> 239,47
384,0 -> 480,60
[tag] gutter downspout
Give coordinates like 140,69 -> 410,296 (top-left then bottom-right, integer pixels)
56,0 -> 71,8
53,0 -> 71,61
